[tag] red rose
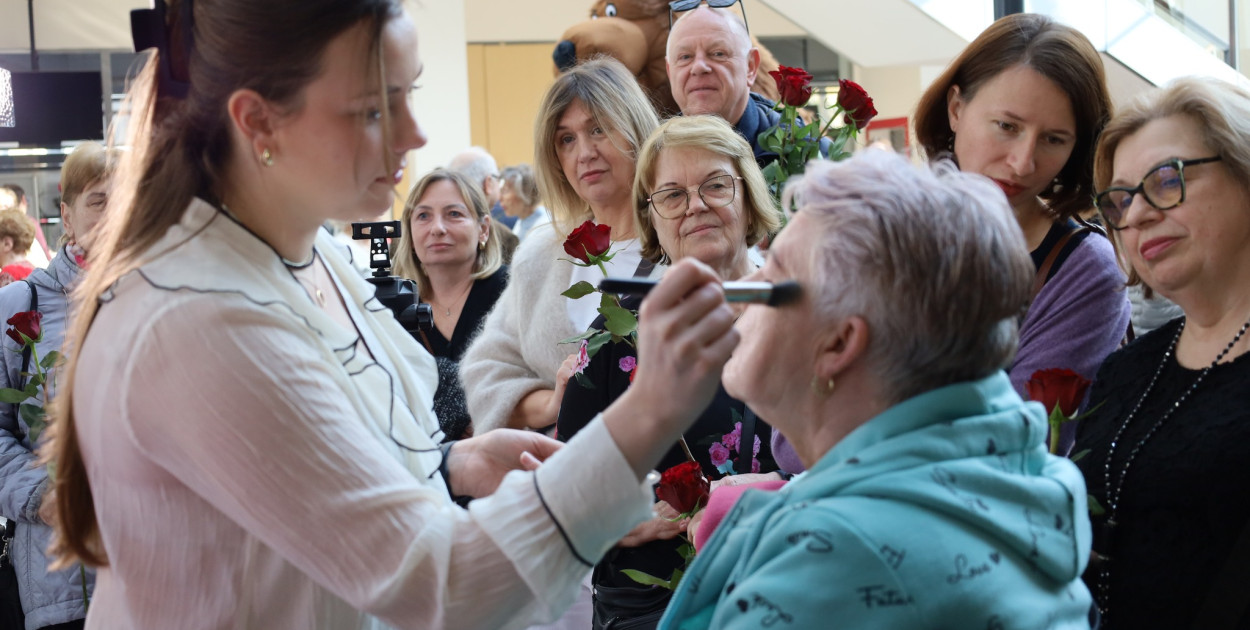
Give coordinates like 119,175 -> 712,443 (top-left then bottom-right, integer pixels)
769,65 -> 813,108
655,460 -> 710,515
1026,368 -> 1092,418
837,79 -> 877,130
563,220 -> 612,264
5,310 -> 42,346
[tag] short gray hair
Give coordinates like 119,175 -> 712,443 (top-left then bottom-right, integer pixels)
784,150 -> 1033,404
501,163 -> 539,208
448,147 -> 498,191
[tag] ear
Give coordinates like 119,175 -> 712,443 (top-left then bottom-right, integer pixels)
60,201 -> 75,242
946,84 -> 965,134
745,47 -> 761,85
226,88 -> 281,166
814,315 -> 870,383
480,214 -> 493,243
0,236 -> 12,254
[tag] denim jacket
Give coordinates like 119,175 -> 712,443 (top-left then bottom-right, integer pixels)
0,249 -> 92,629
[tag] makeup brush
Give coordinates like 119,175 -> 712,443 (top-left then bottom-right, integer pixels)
597,278 -> 801,306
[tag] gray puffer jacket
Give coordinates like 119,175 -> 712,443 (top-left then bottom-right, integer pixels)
0,249 -> 92,629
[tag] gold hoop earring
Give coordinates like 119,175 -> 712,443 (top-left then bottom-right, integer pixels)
478,239 -> 486,251
261,148 -> 274,167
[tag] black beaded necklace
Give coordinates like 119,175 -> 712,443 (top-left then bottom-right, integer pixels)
1096,314 -> 1250,621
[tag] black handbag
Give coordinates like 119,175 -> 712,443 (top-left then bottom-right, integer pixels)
591,578 -> 670,630
1,519 -> 25,628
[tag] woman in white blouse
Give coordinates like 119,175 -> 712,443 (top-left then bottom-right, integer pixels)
41,2 -> 739,629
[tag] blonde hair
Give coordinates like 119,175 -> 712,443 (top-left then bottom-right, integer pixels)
60,142 -> 114,207
393,169 -> 502,298
532,56 -> 659,235
633,115 -> 781,264
0,208 -> 35,254
1093,76 -> 1250,288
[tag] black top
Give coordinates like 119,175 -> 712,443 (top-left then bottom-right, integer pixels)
1030,218 -> 1094,280
423,266 -> 508,441
1074,317 -> 1250,629
557,295 -> 778,590
420,266 -> 508,361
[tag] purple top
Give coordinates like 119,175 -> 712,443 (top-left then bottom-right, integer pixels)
771,231 -> 1130,472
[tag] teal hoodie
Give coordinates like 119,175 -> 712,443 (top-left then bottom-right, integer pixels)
659,372 -> 1093,629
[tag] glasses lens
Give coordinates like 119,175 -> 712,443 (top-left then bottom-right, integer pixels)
700,175 -> 736,207
1143,163 -> 1184,210
1096,191 -> 1129,227
653,189 -> 688,216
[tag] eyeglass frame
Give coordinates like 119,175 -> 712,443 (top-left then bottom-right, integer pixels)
647,174 -> 744,219
1093,156 -> 1222,231
668,0 -> 750,34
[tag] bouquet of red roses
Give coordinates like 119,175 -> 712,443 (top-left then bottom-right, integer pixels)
757,66 -> 878,209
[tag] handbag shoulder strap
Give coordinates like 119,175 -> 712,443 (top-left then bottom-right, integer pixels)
1031,222 -> 1095,299
10,280 -> 38,444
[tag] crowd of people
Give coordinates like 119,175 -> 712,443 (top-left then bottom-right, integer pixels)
0,1 -> 1246,629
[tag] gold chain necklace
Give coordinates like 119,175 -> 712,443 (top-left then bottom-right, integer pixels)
428,280 -> 473,318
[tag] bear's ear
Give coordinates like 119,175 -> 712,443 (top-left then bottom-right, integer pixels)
552,19 -> 648,76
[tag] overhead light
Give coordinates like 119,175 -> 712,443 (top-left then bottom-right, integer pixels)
0,68 -> 14,128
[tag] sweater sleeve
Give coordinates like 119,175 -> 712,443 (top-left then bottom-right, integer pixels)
116,295 -> 652,629
1013,235 -> 1130,392
0,280 -> 48,524
461,230 -> 571,433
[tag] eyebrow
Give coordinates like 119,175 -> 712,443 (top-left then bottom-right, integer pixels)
1110,156 -> 1184,186
656,167 -> 731,189
998,109 -> 1075,138
415,202 -> 469,210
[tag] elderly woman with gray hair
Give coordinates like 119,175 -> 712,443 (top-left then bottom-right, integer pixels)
660,150 -> 1094,629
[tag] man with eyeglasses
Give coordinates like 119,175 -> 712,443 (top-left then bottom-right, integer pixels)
448,146 -> 516,230
665,1 -> 828,169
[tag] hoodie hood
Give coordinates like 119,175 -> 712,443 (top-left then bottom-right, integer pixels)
785,371 -> 1092,584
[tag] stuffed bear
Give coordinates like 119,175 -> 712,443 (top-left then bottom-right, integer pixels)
552,0 -> 781,116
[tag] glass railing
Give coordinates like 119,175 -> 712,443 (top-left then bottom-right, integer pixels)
909,0 -> 1248,86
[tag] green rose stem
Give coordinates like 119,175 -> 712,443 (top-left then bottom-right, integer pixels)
23,339 -> 88,610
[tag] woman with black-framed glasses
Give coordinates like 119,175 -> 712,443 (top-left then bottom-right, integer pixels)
1074,76 -> 1250,629
557,115 -> 783,630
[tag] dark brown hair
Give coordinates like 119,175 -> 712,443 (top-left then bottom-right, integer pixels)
45,0 -> 402,568
913,13 -> 1112,219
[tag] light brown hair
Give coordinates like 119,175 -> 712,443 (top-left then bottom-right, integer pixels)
45,0 -> 403,568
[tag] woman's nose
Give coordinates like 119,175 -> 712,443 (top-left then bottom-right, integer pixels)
1006,137 -> 1037,177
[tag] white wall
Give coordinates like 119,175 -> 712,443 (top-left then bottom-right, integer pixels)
408,0 -> 471,175
463,0 -> 805,43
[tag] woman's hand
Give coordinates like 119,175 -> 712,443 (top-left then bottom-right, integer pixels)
509,355 -> 579,431
446,429 -> 563,498
618,500 -> 687,547
603,259 -> 740,478
540,353 -> 580,427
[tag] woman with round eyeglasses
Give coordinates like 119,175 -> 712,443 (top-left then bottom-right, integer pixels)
913,14 -> 1131,453
1073,77 -> 1250,629
557,115 -> 782,630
